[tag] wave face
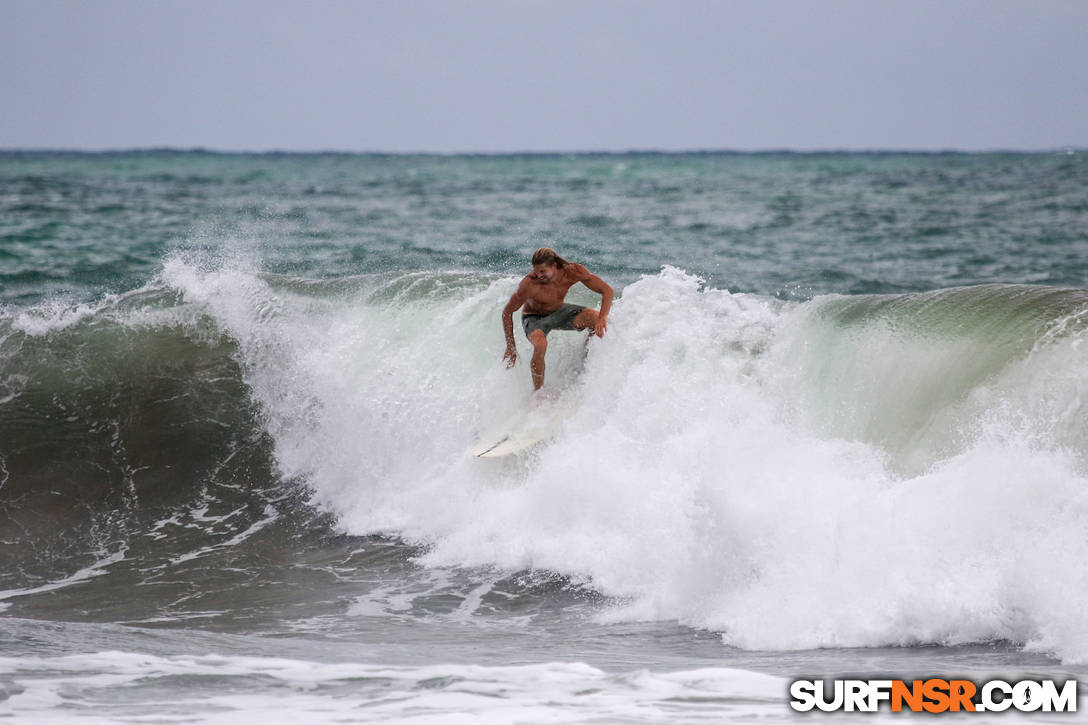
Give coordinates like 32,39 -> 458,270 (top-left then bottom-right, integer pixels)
5,259 -> 1088,662
0,285 -> 286,584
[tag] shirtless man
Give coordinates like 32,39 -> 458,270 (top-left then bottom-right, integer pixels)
502,247 -> 614,389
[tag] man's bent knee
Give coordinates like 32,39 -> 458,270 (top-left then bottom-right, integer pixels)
573,309 -> 598,330
529,330 -> 547,350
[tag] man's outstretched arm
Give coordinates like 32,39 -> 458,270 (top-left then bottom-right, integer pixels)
501,285 -> 527,367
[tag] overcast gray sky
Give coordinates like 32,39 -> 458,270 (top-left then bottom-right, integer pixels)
3,0 -> 1087,152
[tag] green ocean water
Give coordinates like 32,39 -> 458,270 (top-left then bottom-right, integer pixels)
3,150 -> 1086,306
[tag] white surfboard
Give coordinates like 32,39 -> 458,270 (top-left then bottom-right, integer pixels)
472,397 -> 575,458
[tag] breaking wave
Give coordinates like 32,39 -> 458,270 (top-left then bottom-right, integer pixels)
5,256 -> 1088,662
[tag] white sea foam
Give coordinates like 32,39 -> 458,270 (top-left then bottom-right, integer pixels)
0,548 -> 127,603
163,258 -> 1088,664
0,651 -> 789,724
1,282 -> 179,337
169,504 -> 279,566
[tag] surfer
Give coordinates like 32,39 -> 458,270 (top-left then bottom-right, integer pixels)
501,247 -> 613,390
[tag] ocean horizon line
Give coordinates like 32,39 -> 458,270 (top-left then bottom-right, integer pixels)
0,145 -> 1082,158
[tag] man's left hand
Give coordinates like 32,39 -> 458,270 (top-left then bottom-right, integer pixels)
594,315 -> 608,337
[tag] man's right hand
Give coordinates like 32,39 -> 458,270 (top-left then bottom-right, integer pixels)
503,345 -> 517,368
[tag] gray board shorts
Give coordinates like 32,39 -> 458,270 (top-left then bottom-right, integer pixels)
522,304 -> 587,339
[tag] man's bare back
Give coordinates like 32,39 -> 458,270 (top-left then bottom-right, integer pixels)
501,248 -> 614,390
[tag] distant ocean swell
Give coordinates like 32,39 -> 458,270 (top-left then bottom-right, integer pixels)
3,256 -> 1088,662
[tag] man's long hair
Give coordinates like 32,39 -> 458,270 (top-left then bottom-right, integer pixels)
531,247 -> 567,268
